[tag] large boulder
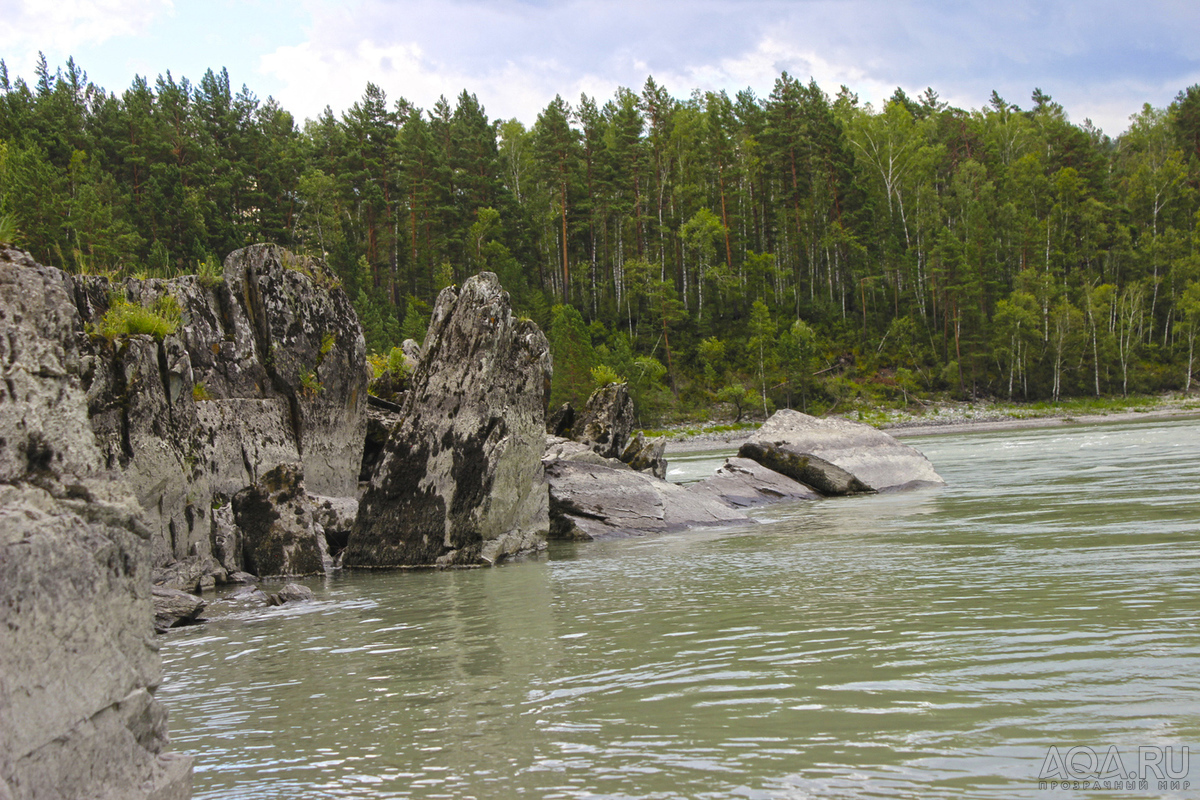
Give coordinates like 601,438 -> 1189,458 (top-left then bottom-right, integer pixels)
546,460 -> 750,540
74,243 -> 367,567
233,463 -> 331,577
573,382 -> 635,459
619,431 -> 668,479
689,457 -> 821,508
740,409 -> 944,494
0,246 -> 192,799
346,272 -> 552,567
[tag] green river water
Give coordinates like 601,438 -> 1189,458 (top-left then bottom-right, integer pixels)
158,417 -> 1200,799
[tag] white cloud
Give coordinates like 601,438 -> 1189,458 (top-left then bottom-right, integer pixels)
0,0 -> 173,78
250,0 -> 1200,136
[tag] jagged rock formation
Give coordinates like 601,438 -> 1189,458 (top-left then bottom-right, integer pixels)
74,243 -> 367,567
347,273 -> 552,567
0,246 -> 192,799
740,410 -> 945,493
619,431 -> 667,479
573,382 -> 635,459
152,586 -> 207,633
233,463 -> 331,577
545,460 -> 749,540
688,457 -> 821,508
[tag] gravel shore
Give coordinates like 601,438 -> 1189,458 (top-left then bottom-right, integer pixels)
661,403 -> 1200,455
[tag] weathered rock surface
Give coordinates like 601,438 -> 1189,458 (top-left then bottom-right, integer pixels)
152,586 -> 207,633
689,457 -> 821,508
737,440 -> 870,496
0,246 -> 192,799
620,431 -> 668,479
75,243 -> 367,566
573,383 -> 635,459
347,272 -> 552,567
272,583 -> 316,604
546,403 -> 575,438
543,436 -> 629,469
741,409 -> 945,494
233,463 -> 331,577
545,460 -> 750,540
153,554 -> 223,593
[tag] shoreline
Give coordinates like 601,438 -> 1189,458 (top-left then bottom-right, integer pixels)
661,404 -> 1200,456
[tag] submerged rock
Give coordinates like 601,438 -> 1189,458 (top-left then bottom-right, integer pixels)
152,586 -> 206,633
741,409 -> 944,494
233,463 -> 331,577
271,583 -> 316,604
689,457 -> 821,508
545,460 -> 749,540
347,272 -> 552,567
0,246 -> 192,799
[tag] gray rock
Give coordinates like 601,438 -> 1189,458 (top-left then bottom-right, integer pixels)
737,440 -> 870,496
74,244 -> 367,566
152,554 -> 221,593
272,583 -> 316,604
546,402 -> 575,437
211,502 -> 242,574
546,459 -> 750,540
310,494 -> 357,562
619,431 -> 668,478
310,495 -> 358,535
688,457 -> 821,508
152,586 -> 206,633
573,383 -> 635,459
347,273 -> 552,567
543,437 -> 629,469
360,404 -> 402,483
400,338 -> 422,366
0,246 -> 192,798
233,463 -> 331,577
742,410 -> 945,493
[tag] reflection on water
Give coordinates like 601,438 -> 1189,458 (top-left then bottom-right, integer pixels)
159,417 -> 1200,799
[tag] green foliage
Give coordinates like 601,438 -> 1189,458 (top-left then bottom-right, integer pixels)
549,303 -> 596,408
9,56 -> 1200,420
192,381 -> 213,401
0,213 -> 19,245
590,364 -> 624,388
299,367 -> 323,397
98,294 -> 182,341
196,255 -> 222,289
319,331 -> 337,360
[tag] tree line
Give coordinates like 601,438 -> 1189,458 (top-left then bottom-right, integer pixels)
4,53 -> 1200,421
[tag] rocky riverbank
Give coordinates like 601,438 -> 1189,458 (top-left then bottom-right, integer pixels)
0,244 -> 948,799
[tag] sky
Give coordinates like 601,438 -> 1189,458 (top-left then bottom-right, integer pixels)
2,0 -> 1199,137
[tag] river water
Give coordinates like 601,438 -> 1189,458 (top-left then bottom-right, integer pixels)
158,417 -> 1200,799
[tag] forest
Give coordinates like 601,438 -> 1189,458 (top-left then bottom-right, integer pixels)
3,54 -> 1200,423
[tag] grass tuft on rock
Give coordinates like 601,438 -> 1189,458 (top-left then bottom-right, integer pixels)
99,293 -> 182,341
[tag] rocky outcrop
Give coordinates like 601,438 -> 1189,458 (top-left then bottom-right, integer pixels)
546,402 -> 575,438
619,431 -> 667,479
75,243 -> 367,567
546,460 -> 750,540
0,246 -> 191,799
347,272 -> 553,567
233,463 -> 331,577
737,440 -> 870,496
573,383 -> 635,459
740,410 -> 945,494
152,586 -> 207,633
688,457 -> 821,508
